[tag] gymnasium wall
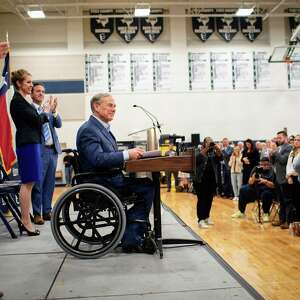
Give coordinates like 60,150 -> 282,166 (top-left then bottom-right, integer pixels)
0,7 -> 299,149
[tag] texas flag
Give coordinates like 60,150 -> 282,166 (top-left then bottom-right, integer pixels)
0,53 -> 16,174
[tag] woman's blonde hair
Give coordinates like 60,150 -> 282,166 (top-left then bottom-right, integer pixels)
11,69 -> 31,90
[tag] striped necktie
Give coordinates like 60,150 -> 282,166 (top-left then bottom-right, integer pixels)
37,106 -> 52,145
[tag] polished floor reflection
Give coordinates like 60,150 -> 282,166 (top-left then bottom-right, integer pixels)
161,188 -> 300,300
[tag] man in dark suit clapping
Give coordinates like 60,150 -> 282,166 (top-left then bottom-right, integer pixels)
76,93 -> 155,254
31,83 -> 62,224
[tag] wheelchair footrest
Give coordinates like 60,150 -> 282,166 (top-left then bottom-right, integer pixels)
127,219 -> 149,224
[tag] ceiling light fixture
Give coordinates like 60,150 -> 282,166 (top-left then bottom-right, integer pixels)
235,8 -> 254,16
27,6 -> 45,19
134,3 -> 150,17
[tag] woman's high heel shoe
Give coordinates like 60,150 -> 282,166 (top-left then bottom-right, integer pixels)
19,224 -> 40,236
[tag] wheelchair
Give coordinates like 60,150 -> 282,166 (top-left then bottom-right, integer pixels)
51,149 -> 151,259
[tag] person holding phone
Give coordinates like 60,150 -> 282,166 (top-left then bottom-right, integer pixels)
241,139 -> 260,184
193,137 -> 223,228
228,145 -> 243,201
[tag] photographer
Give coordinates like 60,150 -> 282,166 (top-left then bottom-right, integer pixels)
193,137 -> 223,228
232,157 -> 276,222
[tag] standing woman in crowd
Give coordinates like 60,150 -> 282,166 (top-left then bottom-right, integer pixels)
228,145 -> 243,201
10,69 -> 52,236
241,139 -> 260,185
286,134 -> 300,222
193,137 -> 223,228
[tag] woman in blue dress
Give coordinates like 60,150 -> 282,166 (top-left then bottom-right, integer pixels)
10,69 -> 52,236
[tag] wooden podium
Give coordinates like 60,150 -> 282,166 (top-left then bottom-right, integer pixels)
126,153 -> 205,258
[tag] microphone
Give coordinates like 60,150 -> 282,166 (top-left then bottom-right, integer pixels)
133,104 -> 162,133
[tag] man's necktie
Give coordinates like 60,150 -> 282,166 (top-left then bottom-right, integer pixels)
106,126 -> 117,149
38,106 -> 52,145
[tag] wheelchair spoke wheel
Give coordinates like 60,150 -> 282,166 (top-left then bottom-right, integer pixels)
51,183 -> 126,259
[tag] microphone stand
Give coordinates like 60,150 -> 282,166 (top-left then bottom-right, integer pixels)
133,105 -> 162,134
133,105 -> 161,150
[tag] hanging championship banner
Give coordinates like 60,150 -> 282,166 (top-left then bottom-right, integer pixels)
216,9 -> 238,42
191,8 -> 215,42
140,10 -> 164,43
116,10 -> 139,43
240,9 -> 263,42
287,9 -> 300,42
90,9 -> 114,44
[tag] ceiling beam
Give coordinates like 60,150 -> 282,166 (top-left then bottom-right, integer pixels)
16,1 -> 297,9
4,0 -> 30,26
263,0 -> 286,21
15,12 -> 300,20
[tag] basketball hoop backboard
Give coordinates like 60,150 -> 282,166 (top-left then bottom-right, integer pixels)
269,45 -> 300,63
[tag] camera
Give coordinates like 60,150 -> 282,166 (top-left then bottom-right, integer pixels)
254,167 -> 264,179
207,142 -> 215,153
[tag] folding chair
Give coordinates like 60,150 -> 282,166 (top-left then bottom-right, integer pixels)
0,165 -> 22,238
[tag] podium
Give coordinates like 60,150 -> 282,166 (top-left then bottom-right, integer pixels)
126,153 -> 205,258
129,126 -> 159,151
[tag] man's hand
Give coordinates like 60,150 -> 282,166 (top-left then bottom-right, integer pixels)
42,100 -> 51,113
200,146 -> 209,156
50,96 -> 58,112
287,176 -> 293,185
258,177 -> 274,188
0,42 -> 9,59
128,148 -> 145,160
43,96 -> 58,113
270,142 -> 277,152
248,174 -> 257,185
258,178 -> 267,185
214,144 -> 222,156
214,144 -> 221,151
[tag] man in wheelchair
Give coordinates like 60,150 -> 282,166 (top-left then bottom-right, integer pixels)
76,93 -> 155,254
232,157 -> 276,222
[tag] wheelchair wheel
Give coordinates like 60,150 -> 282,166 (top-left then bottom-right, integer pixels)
51,183 -> 126,259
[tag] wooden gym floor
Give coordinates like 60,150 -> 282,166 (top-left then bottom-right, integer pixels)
54,187 -> 300,300
161,188 -> 300,300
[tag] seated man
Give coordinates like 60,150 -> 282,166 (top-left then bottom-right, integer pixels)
76,93 -> 155,254
232,157 -> 276,222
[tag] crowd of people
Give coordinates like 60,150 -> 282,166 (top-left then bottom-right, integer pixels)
192,132 -> 300,230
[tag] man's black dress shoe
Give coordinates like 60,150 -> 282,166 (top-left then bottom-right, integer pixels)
142,236 -> 157,254
122,237 -> 157,255
43,213 -> 52,221
33,215 -> 44,225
